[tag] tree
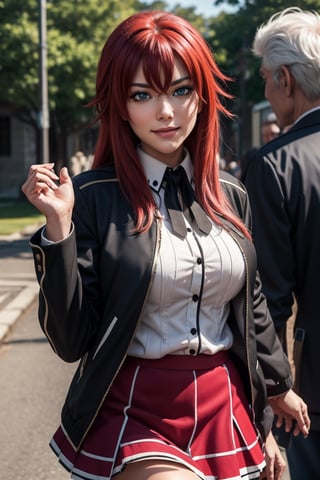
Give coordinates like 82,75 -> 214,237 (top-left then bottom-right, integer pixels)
212,0 -> 320,104
139,0 -> 210,34
207,0 -> 320,155
0,0 -> 138,165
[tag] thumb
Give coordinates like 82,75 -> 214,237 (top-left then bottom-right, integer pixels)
59,166 -> 71,183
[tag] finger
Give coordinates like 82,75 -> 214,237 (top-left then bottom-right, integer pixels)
30,162 -> 55,170
293,417 -> 310,437
274,414 -> 284,428
302,405 -> 311,432
58,166 -> 71,184
284,417 -> 294,432
36,170 -> 60,189
295,404 -> 310,436
26,179 -> 58,197
266,462 -> 275,480
274,455 -> 286,480
29,162 -> 55,176
29,164 -> 59,183
30,181 -> 58,196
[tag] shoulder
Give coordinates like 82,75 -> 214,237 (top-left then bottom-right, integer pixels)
259,112 -> 320,159
71,166 -> 133,226
219,170 -> 251,228
247,119 -> 320,182
72,165 -> 118,191
71,166 -> 126,216
219,170 -> 247,201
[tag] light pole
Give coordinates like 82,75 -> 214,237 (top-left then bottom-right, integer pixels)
38,0 -> 49,164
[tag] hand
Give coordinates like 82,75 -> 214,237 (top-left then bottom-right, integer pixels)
21,163 -> 74,241
260,432 -> 286,480
268,389 -> 310,438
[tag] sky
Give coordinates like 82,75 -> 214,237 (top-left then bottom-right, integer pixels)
145,0 -> 237,17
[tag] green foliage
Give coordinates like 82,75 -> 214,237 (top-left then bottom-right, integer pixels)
0,0 -> 210,160
209,0 -> 320,107
0,0 -> 138,140
0,199 -> 44,235
2,0 -> 320,161
139,0 -> 209,33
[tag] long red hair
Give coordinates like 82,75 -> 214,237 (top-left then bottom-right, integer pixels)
90,11 -> 249,238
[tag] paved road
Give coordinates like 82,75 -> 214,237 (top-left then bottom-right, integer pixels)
0,300 -> 75,480
0,235 -> 39,340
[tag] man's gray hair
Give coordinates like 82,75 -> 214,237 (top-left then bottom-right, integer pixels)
253,7 -> 320,101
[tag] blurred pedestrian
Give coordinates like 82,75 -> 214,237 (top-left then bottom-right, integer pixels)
240,112 -> 280,182
261,113 -> 280,144
70,151 -> 89,176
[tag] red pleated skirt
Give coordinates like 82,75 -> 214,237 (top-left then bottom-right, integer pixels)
50,351 -> 265,480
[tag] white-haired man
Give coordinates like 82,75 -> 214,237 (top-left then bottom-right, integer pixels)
245,8 -> 320,479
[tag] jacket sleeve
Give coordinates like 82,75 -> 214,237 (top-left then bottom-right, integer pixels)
222,171 -> 292,396
30,182 -> 103,363
252,269 -> 293,397
244,153 -> 295,331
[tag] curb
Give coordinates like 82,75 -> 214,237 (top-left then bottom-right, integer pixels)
0,223 -> 41,343
0,281 -> 38,342
0,221 -> 44,242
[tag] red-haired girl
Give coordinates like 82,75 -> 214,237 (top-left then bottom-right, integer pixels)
22,10 -> 309,480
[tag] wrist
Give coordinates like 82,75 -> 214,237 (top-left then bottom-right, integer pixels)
45,215 -> 72,242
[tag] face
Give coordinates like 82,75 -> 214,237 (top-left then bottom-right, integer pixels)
261,122 -> 280,144
260,64 -> 293,129
127,58 -> 200,167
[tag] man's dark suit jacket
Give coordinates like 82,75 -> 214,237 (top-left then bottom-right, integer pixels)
245,108 -> 320,430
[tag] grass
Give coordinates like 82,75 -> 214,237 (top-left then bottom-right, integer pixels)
0,199 -> 44,236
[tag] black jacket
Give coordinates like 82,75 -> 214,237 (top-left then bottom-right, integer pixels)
30,167 -> 292,450
244,109 -> 320,429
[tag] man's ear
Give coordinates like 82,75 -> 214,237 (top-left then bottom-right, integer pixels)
279,65 -> 294,94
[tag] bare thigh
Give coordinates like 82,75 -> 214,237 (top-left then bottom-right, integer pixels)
114,460 -> 202,480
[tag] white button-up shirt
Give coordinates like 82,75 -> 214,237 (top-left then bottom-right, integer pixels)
128,148 -> 245,358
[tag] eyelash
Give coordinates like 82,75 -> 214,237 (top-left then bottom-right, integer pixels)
129,85 -> 194,102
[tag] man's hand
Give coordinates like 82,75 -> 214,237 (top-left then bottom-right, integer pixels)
268,389 -> 310,437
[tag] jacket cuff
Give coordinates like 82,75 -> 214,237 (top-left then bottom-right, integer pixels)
266,375 -> 293,398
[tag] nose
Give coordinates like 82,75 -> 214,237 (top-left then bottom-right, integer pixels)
156,95 -> 174,120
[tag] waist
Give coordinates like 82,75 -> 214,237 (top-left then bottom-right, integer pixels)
126,350 -> 230,371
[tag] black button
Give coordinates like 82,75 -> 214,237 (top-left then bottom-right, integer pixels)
190,328 -> 197,335
192,294 -> 199,302
187,227 -> 192,232
196,257 -> 202,264
152,180 -> 158,187
189,349 -> 196,355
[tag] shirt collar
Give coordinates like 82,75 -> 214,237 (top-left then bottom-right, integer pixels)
137,145 -> 194,193
293,106 -> 320,125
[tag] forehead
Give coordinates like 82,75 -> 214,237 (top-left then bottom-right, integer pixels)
260,64 -> 272,77
132,57 -> 189,83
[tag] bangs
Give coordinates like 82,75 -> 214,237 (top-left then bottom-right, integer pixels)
124,35 -> 182,93
141,43 -> 176,92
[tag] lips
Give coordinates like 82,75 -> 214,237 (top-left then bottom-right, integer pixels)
152,127 -> 179,137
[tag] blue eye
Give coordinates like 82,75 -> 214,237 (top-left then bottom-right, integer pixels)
130,91 -> 150,101
173,86 -> 194,96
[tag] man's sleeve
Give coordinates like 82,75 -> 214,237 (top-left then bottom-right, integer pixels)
244,153 -> 295,331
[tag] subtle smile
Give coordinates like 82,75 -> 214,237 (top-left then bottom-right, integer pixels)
152,127 -> 180,137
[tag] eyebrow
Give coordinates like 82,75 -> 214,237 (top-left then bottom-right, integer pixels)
130,76 -> 191,88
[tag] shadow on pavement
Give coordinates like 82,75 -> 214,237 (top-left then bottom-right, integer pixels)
0,237 -> 32,259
